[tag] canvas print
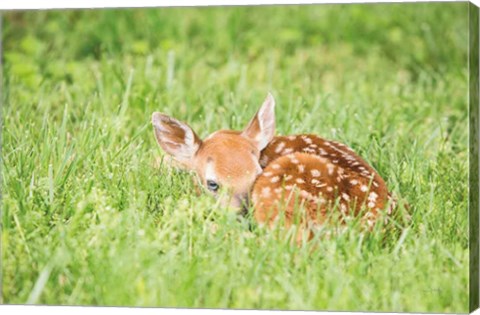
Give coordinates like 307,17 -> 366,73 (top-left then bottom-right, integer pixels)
1,2 -> 479,313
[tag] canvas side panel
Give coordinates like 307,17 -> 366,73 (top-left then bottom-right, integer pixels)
470,2 -> 480,313
0,11 -> 4,305
0,12 -> 2,305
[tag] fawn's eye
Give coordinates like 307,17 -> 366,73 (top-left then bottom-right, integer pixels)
206,180 -> 219,192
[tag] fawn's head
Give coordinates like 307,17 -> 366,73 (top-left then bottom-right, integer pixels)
152,93 -> 275,210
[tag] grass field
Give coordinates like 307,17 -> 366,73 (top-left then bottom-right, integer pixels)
1,3 -> 470,312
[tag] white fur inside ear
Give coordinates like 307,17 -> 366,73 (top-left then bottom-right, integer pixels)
181,124 -> 197,149
152,112 -> 200,163
256,93 -> 276,149
258,93 -> 275,128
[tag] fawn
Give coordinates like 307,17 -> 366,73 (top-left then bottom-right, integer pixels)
152,93 -> 396,239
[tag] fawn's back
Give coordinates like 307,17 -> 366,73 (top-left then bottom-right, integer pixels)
252,134 -> 393,232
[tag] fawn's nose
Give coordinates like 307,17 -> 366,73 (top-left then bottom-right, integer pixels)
231,193 -> 249,210
216,191 -> 249,213
236,193 -> 250,217
223,192 -> 250,214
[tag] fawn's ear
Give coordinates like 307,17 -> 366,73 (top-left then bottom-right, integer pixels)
152,113 -> 202,168
242,93 -> 276,151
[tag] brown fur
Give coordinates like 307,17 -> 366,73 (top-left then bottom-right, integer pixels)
194,131 -> 260,198
252,135 -> 390,230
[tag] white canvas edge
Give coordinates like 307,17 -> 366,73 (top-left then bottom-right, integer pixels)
1,0 -> 477,315
0,0 -> 476,10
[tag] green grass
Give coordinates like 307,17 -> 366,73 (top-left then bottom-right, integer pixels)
1,3 -> 470,312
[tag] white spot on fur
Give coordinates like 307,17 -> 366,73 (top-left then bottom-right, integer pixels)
368,192 -> 378,201
327,163 -> 335,175
274,142 -> 286,153
311,179 -> 320,185
271,176 -> 280,183
263,171 -> 273,177
311,169 -> 321,177
302,136 -> 313,144
326,186 -> 333,192
368,201 -> 375,208
298,164 -> 305,173
350,179 -> 358,185
289,156 -> 299,164
261,187 -> 271,197
271,164 -> 281,170
296,178 -> 305,184
342,193 -> 350,201
360,185 -> 368,192
300,190 -> 311,198
285,174 -> 293,181
283,148 -> 294,154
